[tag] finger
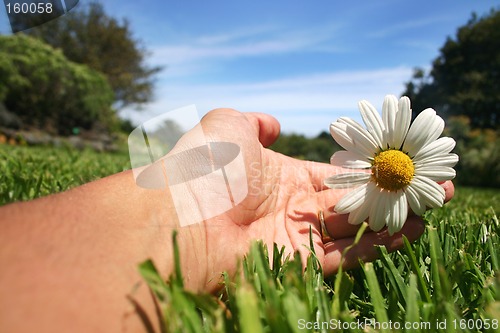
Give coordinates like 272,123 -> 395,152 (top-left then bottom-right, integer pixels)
200,108 -> 256,143
440,180 -> 455,203
322,216 -> 425,275
244,112 -> 281,147
199,108 -> 280,149
312,187 -> 362,239
323,208 -> 362,239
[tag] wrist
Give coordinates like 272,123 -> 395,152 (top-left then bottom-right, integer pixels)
127,167 -> 212,291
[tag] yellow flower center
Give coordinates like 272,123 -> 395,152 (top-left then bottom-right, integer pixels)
372,150 -> 415,191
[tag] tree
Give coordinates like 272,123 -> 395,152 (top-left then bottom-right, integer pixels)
24,2 -> 161,109
403,9 -> 500,128
269,131 -> 341,162
0,34 -> 115,134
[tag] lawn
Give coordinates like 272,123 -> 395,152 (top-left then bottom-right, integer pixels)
1,144 -> 499,332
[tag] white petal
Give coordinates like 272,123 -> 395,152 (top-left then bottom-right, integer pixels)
335,183 -> 369,214
330,122 -> 372,159
414,154 -> 459,168
410,175 -> 445,208
369,190 -> 389,232
382,95 -> 398,148
403,109 -> 445,157
330,151 -> 371,169
330,122 -> 350,146
348,182 -> 377,225
414,166 -> 456,181
348,208 -> 368,225
347,182 -> 378,225
338,116 -> 368,133
413,137 -> 456,161
324,172 -> 371,189
359,100 -> 384,149
387,191 -> 408,236
338,117 -> 379,157
393,96 -> 412,150
404,184 -> 426,216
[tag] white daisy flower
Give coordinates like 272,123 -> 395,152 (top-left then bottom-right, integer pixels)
324,95 -> 458,235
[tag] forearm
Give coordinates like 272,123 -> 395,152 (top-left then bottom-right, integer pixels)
0,169 -> 200,333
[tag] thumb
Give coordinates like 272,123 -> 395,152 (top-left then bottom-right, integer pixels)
244,112 -> 281,147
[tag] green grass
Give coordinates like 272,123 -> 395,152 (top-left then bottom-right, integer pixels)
1,144 -> 499,332
141,205 -> 499,333
0,144 -> 130,205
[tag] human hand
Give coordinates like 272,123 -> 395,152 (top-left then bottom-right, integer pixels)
0,107 -> 455,332
168,109 -> 455,292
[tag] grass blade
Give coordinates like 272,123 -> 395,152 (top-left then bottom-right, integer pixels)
363,262 -> 390,333
405,274 -> 421,333
403,236 -> 432,303
377,245 -> 408,307
138,259 -> 168,302
236,284 -> 264,333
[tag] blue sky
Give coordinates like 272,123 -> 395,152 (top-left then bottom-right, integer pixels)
1,0 -> 497,136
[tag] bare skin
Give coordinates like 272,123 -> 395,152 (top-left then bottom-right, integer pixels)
0,109 -> 454,333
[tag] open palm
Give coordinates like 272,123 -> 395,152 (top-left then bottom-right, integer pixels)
179,109 -> 453,292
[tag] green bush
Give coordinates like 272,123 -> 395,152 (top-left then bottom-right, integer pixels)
269,131 -> 342,163
444,116 -> 500,187
0,34 -> 115,135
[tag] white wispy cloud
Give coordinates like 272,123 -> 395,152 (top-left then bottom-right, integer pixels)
367,15 -> 454,38
123,66 -> 413,136
149,23 -> 344,75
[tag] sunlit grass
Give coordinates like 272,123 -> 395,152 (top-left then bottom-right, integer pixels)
0,144 -> 129,205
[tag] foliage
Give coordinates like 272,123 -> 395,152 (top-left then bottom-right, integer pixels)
24,1 -> 162,109
0,34 -> 115,135
0,56 -> 16,102
269,131 -> 342,163
403,8 -> 500,129
444,116 -> 500,187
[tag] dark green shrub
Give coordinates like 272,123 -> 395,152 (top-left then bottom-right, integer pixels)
269,131 -> 342,163
445,116 -> 500,187
0,34 -> 115,135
